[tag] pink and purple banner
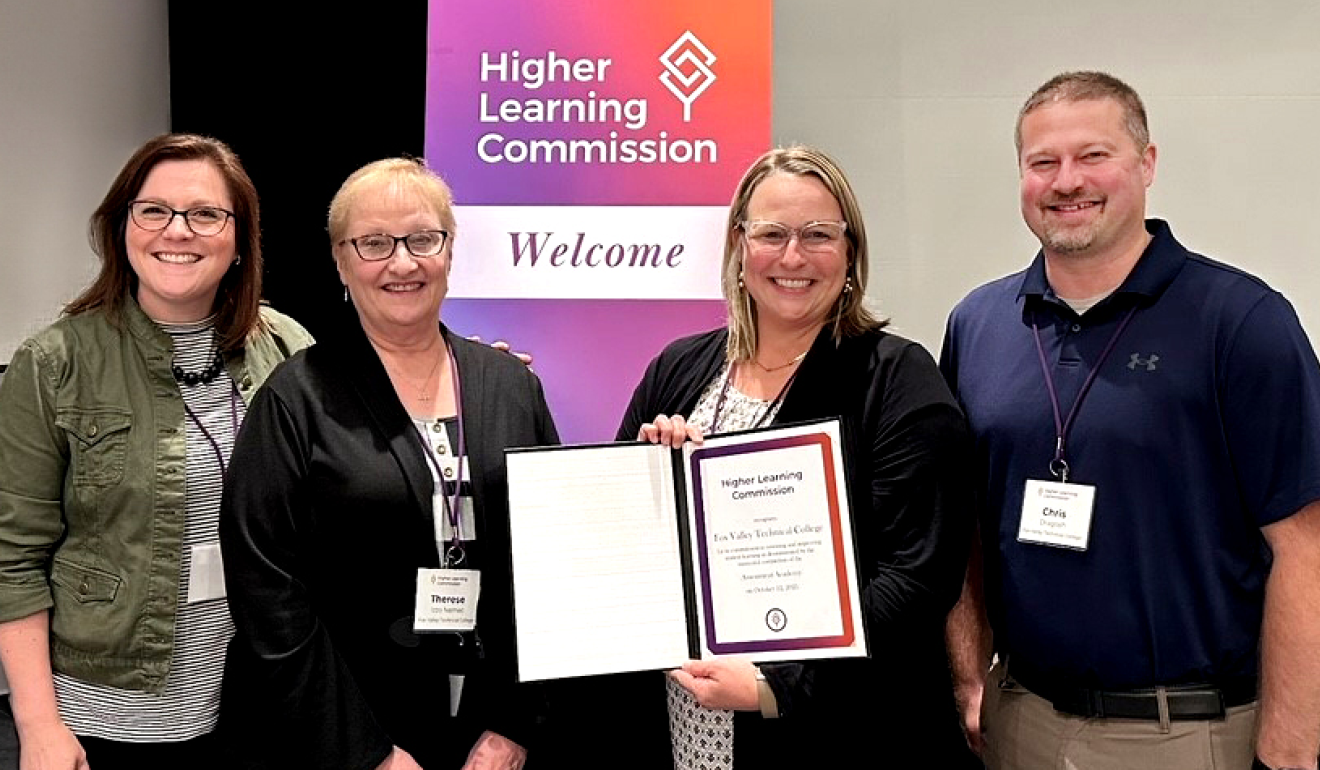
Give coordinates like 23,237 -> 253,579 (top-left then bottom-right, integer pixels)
426,0 -> 772,441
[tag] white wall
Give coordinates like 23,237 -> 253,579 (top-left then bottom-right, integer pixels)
2,1 -> 1317,361
0,0 -> 170,361
775,0 -> 1320,353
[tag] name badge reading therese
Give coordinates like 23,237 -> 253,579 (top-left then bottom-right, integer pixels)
414,568 -> 480,633
1018,480 -> 1096,550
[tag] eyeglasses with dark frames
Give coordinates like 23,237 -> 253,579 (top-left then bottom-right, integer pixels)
340,230 -> 451,261
128,200 -> 235,237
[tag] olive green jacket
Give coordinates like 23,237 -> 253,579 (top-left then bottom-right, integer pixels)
0,299 -> 313,692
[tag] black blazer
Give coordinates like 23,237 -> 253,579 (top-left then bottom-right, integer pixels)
220,317 -> 559,770
563,325 -> 979,769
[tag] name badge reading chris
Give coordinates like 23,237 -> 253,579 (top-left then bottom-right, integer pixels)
415,568 -> 480,633
1018,479 -> 1096,550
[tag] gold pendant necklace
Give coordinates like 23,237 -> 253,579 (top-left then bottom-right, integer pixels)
751,350 -> 807,373
415,352 -> 443,402
389,349 -> 443,402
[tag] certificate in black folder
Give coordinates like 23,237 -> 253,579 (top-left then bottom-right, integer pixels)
505,418 -> 867,683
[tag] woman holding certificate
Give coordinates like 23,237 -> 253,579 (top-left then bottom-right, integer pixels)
616,146 -> 978,768
219,159 -> 558,770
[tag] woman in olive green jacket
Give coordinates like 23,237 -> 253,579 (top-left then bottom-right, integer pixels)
0,134 -> 313,769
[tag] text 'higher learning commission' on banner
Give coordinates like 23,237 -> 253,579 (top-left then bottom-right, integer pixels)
425,0 -> 771,442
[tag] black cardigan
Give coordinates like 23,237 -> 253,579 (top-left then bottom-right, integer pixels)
219,318 -> 559,770
589,325 -> 978,768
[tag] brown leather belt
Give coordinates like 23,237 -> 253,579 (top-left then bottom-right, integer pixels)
1011,663 -> 1256,721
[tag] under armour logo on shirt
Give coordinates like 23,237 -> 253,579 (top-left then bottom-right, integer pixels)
1128,353 -> 1159,371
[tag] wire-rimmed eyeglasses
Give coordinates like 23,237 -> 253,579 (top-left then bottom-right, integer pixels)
739,220 -> 848,256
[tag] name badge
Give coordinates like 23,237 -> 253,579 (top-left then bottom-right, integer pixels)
415,568 -> 480,632
1018,479 -> 1096,550
433,492 -> 477,541
186,542 -> 227,603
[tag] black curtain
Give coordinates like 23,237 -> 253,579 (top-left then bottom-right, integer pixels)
168,1 -> 427,339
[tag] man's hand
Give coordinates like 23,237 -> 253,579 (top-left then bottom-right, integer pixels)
1256,501 -> 1320,770
468,336 -> 533,367
946,528 -> 992,756
953,676 -> 986,755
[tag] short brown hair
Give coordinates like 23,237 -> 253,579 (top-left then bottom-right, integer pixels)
66,133 -> 264,352
1015,71 -> 1149,156
722,146 -> 884,362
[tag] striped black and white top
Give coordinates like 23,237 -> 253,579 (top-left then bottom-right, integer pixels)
55,318 -> 244,742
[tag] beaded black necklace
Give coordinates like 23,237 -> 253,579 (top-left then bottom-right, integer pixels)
173,348 -> 225,386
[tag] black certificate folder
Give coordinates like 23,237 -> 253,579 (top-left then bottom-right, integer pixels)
505,418 -> 868,683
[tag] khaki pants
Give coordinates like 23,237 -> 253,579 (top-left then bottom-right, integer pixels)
981,660 -> 1256,770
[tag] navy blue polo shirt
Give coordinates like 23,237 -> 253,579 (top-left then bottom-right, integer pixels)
941,219 -> 1320,689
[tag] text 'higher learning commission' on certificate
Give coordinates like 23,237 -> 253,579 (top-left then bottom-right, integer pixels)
505,418 -> 867,682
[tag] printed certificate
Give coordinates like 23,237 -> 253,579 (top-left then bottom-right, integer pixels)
506,418 -> 867,682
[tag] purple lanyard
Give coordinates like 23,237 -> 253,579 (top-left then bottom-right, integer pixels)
1031,305 -> 1137,482
411,339 -> 467,567
182,381 -> 241,475
709,361 -> 799,434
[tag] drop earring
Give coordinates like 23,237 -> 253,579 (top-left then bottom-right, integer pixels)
738,270 -> 745,290
343,285 -> 349,302
843,276 -> 854,294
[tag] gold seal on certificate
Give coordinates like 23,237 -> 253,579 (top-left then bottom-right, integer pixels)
505,418 -> 868,682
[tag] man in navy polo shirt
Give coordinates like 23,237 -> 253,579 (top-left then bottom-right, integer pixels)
942,71 -> 1320,770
